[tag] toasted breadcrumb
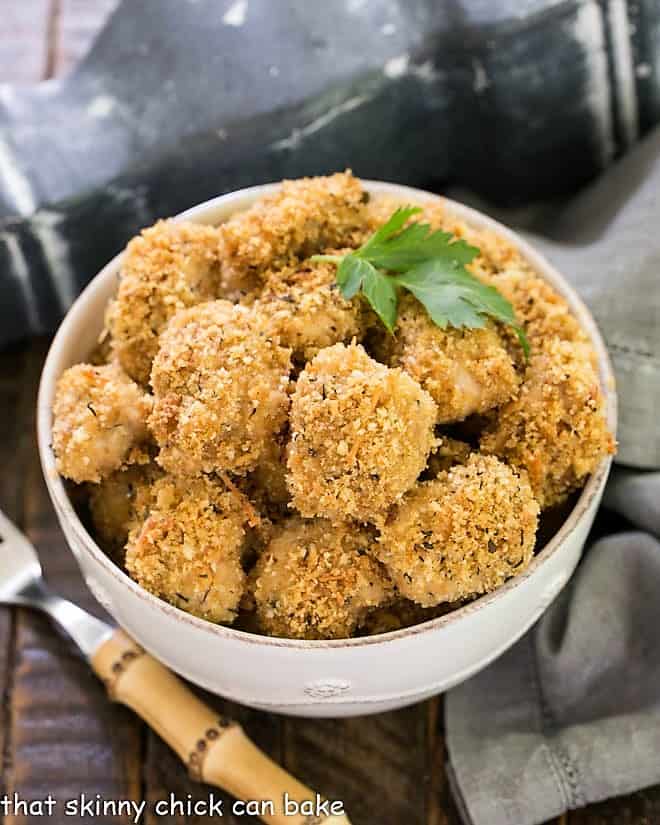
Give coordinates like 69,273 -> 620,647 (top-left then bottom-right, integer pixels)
88,461 -> 162,556
480,337 -> 615,508
252,517 -> 393,639
384,295 -> 519,423
150,300 -> 291,476
53,363 -> 152,483
218,171 -> 367,292
376,454 -> 539,606
254,254 -> 365,362
125,475 -> 247,623
363,194 -> 427,235
109,220 -> 222,384
287,342 -> 437,523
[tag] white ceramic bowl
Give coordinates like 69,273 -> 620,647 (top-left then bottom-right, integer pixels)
37,181 -> 616,718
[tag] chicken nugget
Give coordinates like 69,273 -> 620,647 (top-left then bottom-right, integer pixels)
480,337 -> 615,508
255,255 -> 364,362
218,171 -> 367,292
376,454 -> 539,606
88,461 -> 162,556
52,363 -> 152,484
384,295 -> 518,424
109,219 -> 222,384
125,475 -> 246,623
252,517 -> 393,639
150,300 -> 291,476
287,342 -> 437,523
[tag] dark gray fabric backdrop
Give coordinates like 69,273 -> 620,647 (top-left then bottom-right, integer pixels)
1,0 -> 659,345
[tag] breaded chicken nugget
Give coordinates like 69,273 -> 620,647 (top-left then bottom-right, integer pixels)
150,300 -> 291,476
125,475 -> 246,623
88,461 -> 162,556
287,342 -> 437,523
109,219 -> 222,384
376,454 -> 539,606
252,518 -> 393,639
52,363 -> 152,484
384,295 -> 518,424
480,337 -> 614,508
218,171 -> 367,292
255,255 -> 364,362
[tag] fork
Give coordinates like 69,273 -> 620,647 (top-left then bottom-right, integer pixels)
0,509 -> 350,825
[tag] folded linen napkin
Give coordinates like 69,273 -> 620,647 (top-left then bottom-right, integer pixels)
446,507 -> 660,824
445,128 -> 660,823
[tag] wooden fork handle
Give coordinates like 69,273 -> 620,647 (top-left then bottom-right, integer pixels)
92,628 -> 350,825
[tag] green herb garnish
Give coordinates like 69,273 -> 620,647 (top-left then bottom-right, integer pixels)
311,205 -> 529,356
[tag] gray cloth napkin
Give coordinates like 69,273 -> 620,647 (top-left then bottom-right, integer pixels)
445,128 -> 660,824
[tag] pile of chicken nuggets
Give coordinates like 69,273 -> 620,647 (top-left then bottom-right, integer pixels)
52,172 -> 615,639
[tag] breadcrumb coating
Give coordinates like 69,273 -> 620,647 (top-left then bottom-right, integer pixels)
252,517 -> 393,639
218,171 -> 367,292
109,219 -> 222,384
52,363 -> 152,483
150,300 -> 292,476
480,337 -> 615,508
88,461 -> 162,556
125,475 -> 247,623
287,342 -> 437,523
385,295 -> 518,423
376,454 -> 539,606
363,194 -> 424,235
254,254 -> 365,362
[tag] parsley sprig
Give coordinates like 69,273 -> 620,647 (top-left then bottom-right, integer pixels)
311,206 -> 529,356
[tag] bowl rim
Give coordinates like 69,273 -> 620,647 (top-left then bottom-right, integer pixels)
37,179 -> 617,651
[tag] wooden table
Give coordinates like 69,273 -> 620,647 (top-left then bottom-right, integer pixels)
2,4 -> 660,823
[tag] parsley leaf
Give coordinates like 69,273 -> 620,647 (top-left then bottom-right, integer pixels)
310,205 -> 530,356
357,206 -> 480,272
394,261 -> 530,357
336,256 -> 398,331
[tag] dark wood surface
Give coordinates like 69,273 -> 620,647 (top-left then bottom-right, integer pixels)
1,4 -> 659,823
